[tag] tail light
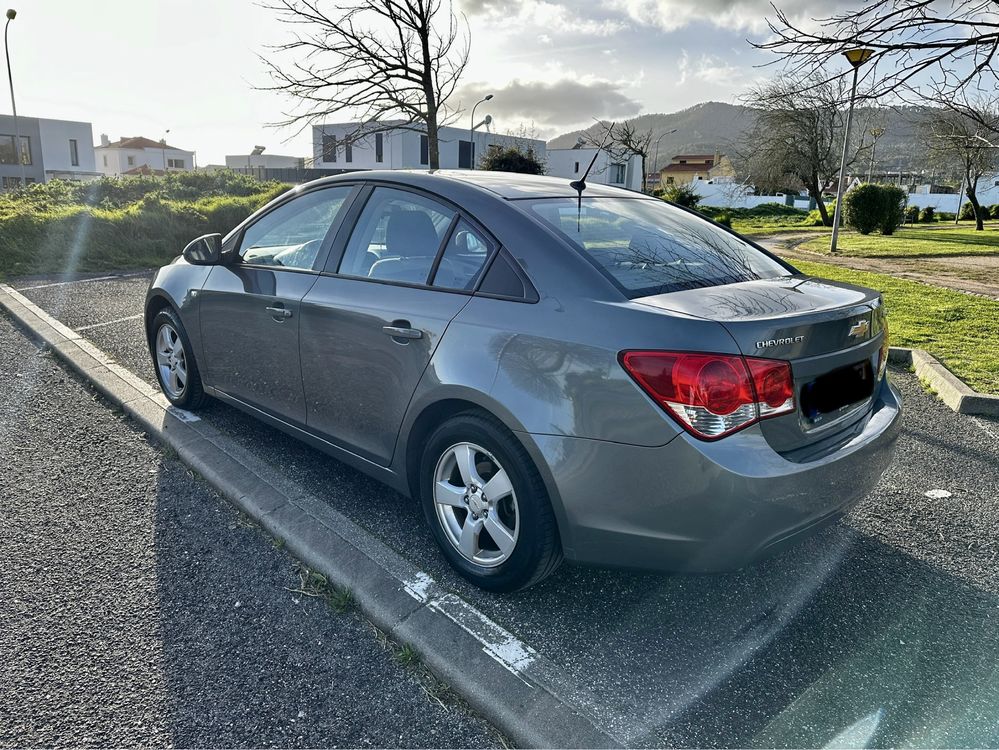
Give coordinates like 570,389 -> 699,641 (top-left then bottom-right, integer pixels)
619,351 -> 795,440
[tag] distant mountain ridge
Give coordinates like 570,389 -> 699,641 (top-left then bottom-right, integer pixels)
548,101 -> 934,173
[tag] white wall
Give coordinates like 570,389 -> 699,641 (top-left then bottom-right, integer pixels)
37,118 -> 98,179
547,148 -> 643,191
96,145 -> 195,175
225,153 -> 303,169
311,122 -> 547,171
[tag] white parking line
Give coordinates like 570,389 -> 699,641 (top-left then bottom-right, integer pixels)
76,313 -> 143,332
973,416 -> 999,445
15,271 -> 149,292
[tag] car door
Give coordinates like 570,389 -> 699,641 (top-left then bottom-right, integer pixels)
300,185 -> 495,465
199,185 -> 355,423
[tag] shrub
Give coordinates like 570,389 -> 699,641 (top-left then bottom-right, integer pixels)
879,185 -> 908,235
905,205 -> 920,224
959,201 -> 977,220
937,211 -> 955,222
843,183 -> 883,234
990,205 -> 999,220
919,206 -> 935,223
661,183 -> 701,208
479,146 -> 545,174
714,213 -> 732,227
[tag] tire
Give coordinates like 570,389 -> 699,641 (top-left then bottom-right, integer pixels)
149,307 -> 209,411
419,412 -> 562,592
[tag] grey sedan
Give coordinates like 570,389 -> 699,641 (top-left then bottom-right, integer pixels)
145,170 -> 901,591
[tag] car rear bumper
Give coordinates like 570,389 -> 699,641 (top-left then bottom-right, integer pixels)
522,377 -> 902,572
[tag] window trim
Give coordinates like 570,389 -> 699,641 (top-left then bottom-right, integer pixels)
229,183 -> 363,274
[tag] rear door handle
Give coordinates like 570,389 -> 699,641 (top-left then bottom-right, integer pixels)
382,325 -> 422,340
266,305 -> 293,319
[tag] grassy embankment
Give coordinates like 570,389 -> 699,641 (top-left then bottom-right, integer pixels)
0,172 -> 290,279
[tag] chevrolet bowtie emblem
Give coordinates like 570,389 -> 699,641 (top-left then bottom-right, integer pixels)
849,319 -> 870,338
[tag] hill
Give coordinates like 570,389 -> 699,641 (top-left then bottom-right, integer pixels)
548,101 -> 937,174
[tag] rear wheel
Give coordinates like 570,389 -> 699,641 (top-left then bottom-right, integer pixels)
420,413 -> 562,591
150,308 -> 208,410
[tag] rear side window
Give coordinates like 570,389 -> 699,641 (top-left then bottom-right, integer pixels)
339,187 -> 454,284
527,198 -> 790,298
432,219 -> 491,290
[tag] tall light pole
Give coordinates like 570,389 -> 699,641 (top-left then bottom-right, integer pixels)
469,93 -> 493,169
649,128 -> 678,193
160,128 -> 170,174
830,47 -> 873,253
4,8 -> 24,186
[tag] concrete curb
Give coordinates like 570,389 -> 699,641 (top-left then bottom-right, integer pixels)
0,283 -> 623,750
888,346 -> 999,417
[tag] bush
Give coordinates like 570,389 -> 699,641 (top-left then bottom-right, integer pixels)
880,185 -> 908,235
919,206 -> 935,223
714,213 -> 732,227
905,205 -> 920,224
478,146 -> 545,174
843,183 -> 884,234
937,211 -> 955,222
661,183 -> 701,208
959,201 -> 977,220
990,205 -> 999,220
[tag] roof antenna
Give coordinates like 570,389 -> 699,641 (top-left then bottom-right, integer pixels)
569,122 -> 615,232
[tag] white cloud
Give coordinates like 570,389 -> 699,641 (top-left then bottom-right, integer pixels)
604,0 -> 851,34
460,0 -> 628,36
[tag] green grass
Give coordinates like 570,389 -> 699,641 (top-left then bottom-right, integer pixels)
792,258 -> 999,393
796,223 -> 999,258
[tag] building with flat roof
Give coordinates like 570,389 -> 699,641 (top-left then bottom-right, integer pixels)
547,146 -> 643,192
0,115 -> 99,190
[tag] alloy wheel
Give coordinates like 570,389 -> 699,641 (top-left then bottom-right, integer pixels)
433,442 -> 520,567
155,323 -> 188,399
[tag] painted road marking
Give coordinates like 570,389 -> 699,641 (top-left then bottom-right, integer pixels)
15,271 -> 150,291
76,313 -> 143,332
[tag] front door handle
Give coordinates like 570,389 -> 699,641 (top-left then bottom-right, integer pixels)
266,305 -> 293,319
382,325 -> 422,340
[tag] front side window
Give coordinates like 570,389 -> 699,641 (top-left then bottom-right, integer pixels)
339,187 -> 454,284
238,186 -> 352,271
432,219 -> 491,290
527,197 -> 790,298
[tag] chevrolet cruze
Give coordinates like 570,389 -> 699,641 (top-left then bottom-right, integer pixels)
145,170 -> 901,591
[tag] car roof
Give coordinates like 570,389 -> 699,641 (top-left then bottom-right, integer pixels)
301,169 -> 649,201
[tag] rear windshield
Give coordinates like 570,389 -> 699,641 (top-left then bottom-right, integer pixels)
526,198 -> 791,298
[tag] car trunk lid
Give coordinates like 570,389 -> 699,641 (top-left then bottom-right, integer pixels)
635,274 -> 887,452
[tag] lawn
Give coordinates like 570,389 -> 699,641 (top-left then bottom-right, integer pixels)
792,258 -> 999,394
796,223 -> 999,258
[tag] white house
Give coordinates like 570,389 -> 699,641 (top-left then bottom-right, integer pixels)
224,152 -> 304,170
95,135 -> 196,176
546,147 -> 644,192
311,122 -> 546,171
0,114 -> 99,189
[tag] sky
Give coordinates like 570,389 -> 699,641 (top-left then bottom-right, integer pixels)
7,0 -> 853,164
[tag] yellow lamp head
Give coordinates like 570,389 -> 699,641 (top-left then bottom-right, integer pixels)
844,48 -> 874,68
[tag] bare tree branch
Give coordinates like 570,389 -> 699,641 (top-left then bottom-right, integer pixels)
257,0 -> 470,168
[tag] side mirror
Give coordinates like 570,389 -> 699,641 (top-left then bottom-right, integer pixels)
182,233 -> 222,265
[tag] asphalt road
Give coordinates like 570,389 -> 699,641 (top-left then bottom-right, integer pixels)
0,311 -> 501,748
12,270 -> 999,747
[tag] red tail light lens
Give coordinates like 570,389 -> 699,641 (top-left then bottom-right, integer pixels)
620,351 -> 795,440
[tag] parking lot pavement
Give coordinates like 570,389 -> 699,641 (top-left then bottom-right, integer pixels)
14,271 -> 999,747
0,314 -> 501,748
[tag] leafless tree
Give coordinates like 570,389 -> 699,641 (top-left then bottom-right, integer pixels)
742,73 -> 870,226
589,120 -> 654,192
924,100 -> 999,230
260,0 -> 469,169
755,1 -> 999,102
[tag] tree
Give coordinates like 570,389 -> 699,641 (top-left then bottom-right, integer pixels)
756,1 -> 999,102
589,121 -> 654,192
924,102 -> 999,231
478,146 -> 545,175
260,0 -> 469,169
741,73 -> 869,226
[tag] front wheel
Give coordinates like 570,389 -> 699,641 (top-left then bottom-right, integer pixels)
420,413 -> 562,592
149,308 -> 208,410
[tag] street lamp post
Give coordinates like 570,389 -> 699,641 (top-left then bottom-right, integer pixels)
4,8 -> 24,187
469,94 -> 493,170
830,47 -> 873,253
649,128 -> 678,193
160,128 -> 170,174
